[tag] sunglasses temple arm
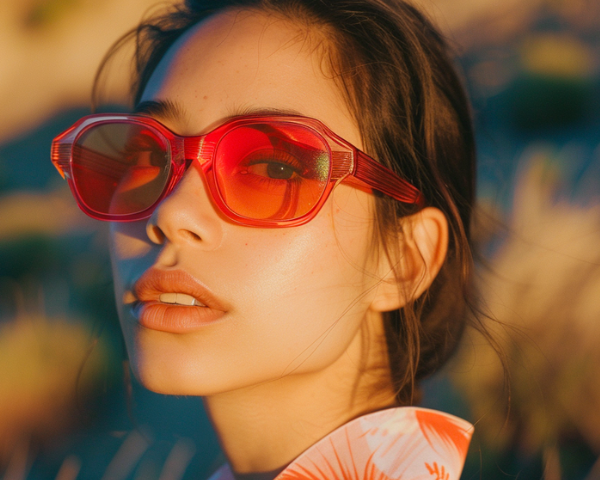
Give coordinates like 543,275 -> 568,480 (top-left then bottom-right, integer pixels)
349,151 -> 425,207
51,140 -> 72,179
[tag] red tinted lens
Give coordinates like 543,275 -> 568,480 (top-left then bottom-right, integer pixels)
71,122 -> 170,216
214,123 -> 331,221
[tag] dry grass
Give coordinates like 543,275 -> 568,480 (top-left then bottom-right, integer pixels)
454,151 -> 600,461
0,313 -> 106,467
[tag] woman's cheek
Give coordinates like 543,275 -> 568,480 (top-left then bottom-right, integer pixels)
109,222 -> 156,335
110,222 -> 154,260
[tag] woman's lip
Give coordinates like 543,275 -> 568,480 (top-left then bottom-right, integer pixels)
133,268 -> 228,311
131,268 -> 228,332
135,302 -> 226,333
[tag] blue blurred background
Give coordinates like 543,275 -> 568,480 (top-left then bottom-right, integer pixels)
0,0 -> 599,479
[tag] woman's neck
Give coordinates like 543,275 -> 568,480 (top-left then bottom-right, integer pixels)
203,313 -> 396,474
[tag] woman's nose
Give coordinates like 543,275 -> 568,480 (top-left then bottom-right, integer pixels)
145,164 -> 223,249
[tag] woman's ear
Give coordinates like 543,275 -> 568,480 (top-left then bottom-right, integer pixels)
370,207 -> 449,312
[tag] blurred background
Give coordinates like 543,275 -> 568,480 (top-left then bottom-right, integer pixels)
0,0 -> 599,479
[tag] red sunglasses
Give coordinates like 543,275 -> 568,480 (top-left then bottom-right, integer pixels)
51,114 -> 424,227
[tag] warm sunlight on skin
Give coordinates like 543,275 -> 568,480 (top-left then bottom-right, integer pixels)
110,9 -> 401,473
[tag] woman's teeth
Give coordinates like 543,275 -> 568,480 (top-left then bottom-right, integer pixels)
159,293 -> 205,306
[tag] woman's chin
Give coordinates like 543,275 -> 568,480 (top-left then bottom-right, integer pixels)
129,360 -> 225,396
127,348 -> 269,397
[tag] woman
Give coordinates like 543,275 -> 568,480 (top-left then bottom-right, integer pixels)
52,0 -> 477,478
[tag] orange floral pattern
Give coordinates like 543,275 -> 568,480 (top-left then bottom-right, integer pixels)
208,407 -> 473,480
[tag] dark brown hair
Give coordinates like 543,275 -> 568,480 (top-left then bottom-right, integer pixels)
96,0 -> 479,405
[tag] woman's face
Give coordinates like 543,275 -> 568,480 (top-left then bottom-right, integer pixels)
110,9 -> 386,396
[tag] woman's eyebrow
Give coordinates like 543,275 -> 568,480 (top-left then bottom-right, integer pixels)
229,106 -> 304,117
134,99 -> 187,121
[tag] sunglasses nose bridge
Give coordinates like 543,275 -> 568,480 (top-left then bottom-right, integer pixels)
182,136 -> 213,171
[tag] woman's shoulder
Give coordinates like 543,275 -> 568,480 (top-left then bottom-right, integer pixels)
208,407 -> 473,480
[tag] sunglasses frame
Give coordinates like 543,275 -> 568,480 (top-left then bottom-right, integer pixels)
52,114 -> 425,227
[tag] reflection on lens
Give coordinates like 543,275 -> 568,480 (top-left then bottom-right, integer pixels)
215,123 -> 330,221
72,122 -> 170,215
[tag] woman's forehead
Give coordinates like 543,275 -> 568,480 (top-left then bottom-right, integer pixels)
138,8 -> 361,147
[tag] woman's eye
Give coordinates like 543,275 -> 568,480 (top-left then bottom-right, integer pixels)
124,149 -> 156,166
238,148 -> 304,180
247,162 -> 297,179
148,148 -> 166,166
122,134 -> 165,164
124,147 -> 164,167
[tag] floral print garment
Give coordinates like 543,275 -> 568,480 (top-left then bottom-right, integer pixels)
208,407 -> 473,480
